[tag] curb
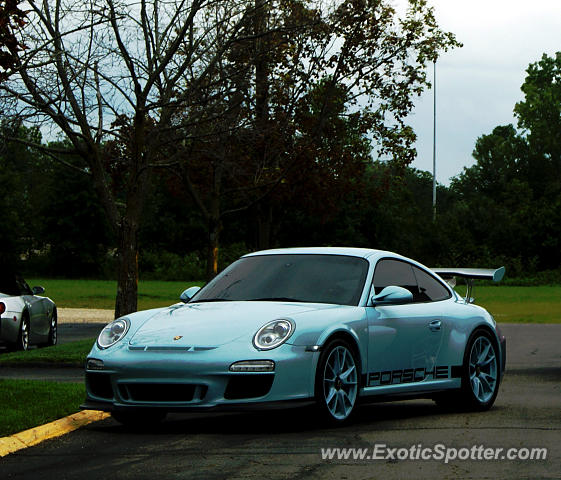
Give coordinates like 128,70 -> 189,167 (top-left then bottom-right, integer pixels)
0,410 -> 110,457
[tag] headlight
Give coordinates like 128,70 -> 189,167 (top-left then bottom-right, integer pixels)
253,319 -> 294,350
97,318 -> 130,349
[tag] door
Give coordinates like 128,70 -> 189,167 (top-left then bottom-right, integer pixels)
365,258 -> 448,387
17,277 -> 49,341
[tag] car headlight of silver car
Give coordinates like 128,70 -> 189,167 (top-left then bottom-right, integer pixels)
253,319 -> 294,350
97,318 -> 130,349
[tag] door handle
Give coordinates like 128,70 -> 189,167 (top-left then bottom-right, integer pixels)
428,320 -> 441,332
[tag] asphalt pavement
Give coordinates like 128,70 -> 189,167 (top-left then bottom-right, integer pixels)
0,323 -> 103,381
0,323 -> 559,479
58,322 -> 105,345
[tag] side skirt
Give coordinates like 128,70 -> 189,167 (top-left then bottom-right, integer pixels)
360,378 -> 461,399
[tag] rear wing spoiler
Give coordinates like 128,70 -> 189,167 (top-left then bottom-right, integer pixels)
432,267 -> 505,304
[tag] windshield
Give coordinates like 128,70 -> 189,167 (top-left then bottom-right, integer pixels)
192,254 -> 369,306
0,274 -> 31,296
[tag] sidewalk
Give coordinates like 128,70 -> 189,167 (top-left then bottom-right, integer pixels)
58,308 -> 114,324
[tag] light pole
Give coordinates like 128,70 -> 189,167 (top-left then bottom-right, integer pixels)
432,60 -> 437,221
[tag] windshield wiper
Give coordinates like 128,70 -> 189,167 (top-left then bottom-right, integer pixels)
247,297 -> 304,302
191,298 -> 233,303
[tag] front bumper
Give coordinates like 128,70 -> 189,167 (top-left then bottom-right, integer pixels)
81,342 -> 318,412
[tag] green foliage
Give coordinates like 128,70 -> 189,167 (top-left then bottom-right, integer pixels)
447,52 -> 561,272
515,52 -> 561,179
0,125 -> 112,277
0,122 -> 46,269
38,146 -> 112,277
3,44 -> 561,287
0,380 -> 85,436
139,251 -> 205,281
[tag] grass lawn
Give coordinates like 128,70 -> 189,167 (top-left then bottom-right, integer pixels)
0,339 -> 95,367
28,278 -> 203,310
25,279 -> 561,323
468,285 -> 561,324
0,379 -> 85,437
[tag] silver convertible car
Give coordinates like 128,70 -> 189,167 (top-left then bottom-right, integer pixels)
0,274 -> 57,350
82,248 -> 506,425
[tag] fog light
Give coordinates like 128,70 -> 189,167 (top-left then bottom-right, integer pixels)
229,360 -> 275,372
86,358 -> 105,370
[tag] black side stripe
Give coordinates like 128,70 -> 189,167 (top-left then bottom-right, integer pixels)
451,365 -> 463,378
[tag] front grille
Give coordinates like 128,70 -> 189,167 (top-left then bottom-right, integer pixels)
224,374 -> 274,400
118,383 -> 207,403
86,372 -> 114,399
128,345 -> 218,352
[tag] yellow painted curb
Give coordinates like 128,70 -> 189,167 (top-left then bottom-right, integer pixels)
0,410 -> 110,457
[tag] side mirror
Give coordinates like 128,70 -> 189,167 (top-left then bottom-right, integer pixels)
32,286 -> 45,295
180,286 -> 201,303
371,286 -> 413,306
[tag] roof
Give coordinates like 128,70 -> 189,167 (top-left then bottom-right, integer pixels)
243,247 -> 390,259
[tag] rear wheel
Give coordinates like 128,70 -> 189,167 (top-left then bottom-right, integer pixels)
434,329 -> 500,411
16,314 -> 30,351
47,309 -> 57,346
464,331 -> 499,410
315,339 -> 359,424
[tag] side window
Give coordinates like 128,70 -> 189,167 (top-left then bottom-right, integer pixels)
412,266 -> 451,302
373,259 -> 418,296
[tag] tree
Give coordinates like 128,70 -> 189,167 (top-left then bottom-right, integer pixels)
0,0 -> 259,317
449,52 -> 561,272
450,126 -> 535,268
174,0 -> 460,277
514,52 -> 561,197
0,122 -> 45,270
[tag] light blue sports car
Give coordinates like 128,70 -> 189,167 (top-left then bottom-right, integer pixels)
82,247 -> 506,425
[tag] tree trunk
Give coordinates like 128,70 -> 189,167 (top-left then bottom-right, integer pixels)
254,0 -> 272,251
206,216 -> 222,281
256,201 -> 273,250
114,218 -> 139,318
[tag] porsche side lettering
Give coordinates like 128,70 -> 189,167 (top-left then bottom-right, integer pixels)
368,366 -> 450,387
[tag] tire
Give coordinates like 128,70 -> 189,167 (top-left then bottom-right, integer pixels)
47,309 -> 57,346
111,409 -> 167,428
16,313 -> 30,351
315,339 -> 360,424
434,329 -> 500,411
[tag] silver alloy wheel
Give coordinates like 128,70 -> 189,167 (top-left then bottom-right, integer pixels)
323,345 -> 358,420
469,336 -> 497,403
50,314 -> 57,345
20,317 -> 29,350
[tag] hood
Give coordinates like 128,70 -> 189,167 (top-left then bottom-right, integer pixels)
129,301 -> 337,347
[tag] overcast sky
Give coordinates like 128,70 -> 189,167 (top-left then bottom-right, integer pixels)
404,0 -> 561,185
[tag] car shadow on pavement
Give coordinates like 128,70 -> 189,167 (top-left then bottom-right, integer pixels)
88,400 -> 467,436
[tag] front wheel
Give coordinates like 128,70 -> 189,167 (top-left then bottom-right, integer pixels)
315,339 -> 359,424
